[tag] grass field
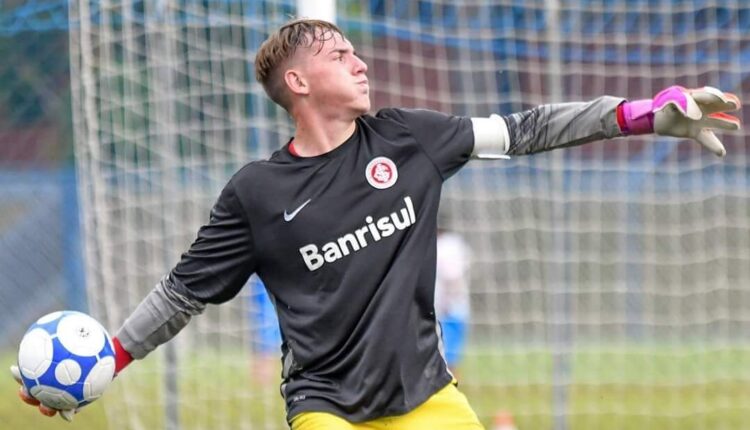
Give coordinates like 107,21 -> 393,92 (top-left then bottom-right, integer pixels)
2,345 -> 749,429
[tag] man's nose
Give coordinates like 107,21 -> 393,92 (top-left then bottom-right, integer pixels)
354,56 -> 368,74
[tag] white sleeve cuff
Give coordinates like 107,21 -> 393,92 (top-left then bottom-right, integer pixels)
470,114 -> 511,159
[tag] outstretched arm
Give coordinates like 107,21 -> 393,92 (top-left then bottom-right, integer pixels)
504,96 -> 624,155
470,86 -> 741,158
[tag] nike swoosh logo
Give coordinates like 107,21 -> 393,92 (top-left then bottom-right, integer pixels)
283,199 -> 312,222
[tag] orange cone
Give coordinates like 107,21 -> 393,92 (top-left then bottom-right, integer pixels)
493,410 -> 518,430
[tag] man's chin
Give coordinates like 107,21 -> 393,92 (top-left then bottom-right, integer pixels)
355,102 -> 371,116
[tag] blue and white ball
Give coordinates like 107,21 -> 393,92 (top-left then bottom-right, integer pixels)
17,311 -> 116,410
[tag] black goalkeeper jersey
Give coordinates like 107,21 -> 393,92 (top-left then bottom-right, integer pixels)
117,95 -> 625,424
169,108 -> 474,423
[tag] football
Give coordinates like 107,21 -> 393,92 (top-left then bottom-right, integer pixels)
17,310 -> 116,410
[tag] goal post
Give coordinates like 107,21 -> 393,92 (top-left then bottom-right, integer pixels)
297,0 -> 336,23
70,1 -> 750,429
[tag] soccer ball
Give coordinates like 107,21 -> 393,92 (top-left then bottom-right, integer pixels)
17,310 -> 116,410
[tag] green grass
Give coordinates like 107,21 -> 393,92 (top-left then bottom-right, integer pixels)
462,345 -> 750,430
2,345 -> 750,429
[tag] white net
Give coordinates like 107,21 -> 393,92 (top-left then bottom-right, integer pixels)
69,1 -> 750,429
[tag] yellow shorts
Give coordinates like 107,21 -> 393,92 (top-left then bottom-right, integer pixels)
290,382 -> 484,430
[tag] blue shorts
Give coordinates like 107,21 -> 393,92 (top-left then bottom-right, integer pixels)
440,315 -> 467,368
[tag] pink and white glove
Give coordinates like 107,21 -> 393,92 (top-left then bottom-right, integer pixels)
617,86 -> 741,157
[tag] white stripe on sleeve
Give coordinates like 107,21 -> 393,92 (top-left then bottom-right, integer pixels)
470,114 -> 511,159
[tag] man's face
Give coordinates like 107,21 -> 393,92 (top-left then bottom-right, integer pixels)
294,31 -> 370,116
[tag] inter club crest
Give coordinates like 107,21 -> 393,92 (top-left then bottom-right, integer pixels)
365,156 -> 398,189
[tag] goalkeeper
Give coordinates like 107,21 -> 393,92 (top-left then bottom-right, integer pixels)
12,18 -> 741,429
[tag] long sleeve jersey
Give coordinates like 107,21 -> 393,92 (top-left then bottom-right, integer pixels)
116,96 -> 624,423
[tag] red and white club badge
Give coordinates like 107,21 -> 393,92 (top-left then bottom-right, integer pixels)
365,156 -> 398,189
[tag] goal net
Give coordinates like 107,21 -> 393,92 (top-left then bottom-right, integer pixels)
69,1 -> 750,429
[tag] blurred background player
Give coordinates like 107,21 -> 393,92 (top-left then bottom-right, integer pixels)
435,217 -> 472,376
246,275 -> 282,386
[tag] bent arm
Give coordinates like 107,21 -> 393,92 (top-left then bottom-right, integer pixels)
116,181 -> 256,360
471,96 -> 625,157
116,276 -> 206,359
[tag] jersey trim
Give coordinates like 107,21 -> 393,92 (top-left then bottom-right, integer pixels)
470,114 -> 511,159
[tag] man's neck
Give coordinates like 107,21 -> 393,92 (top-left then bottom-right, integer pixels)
291,113 -> 358,157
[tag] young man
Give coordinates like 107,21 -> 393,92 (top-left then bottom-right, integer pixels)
12,18 -> 741,429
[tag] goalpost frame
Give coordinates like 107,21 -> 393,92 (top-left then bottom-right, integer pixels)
297,0 -> 336,23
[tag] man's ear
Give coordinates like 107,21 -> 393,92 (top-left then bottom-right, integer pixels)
284,69 -> 309,96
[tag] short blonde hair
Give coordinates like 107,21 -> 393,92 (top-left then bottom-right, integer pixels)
254,18 -> 344,111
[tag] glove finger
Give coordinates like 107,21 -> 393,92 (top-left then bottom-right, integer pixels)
18,386 -> 41,406
689,87 -> 741,114
12,365 -> 45,407
702,112 -> 741,131
59,409 -> 76,422
695,129 -> 727,157
10,365 -> 22,385
38,404 -> 58,417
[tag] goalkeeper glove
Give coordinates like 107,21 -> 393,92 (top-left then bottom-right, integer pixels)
617,85 -> 741,156
9,363 -> 74,421
9,336 -> 133,422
